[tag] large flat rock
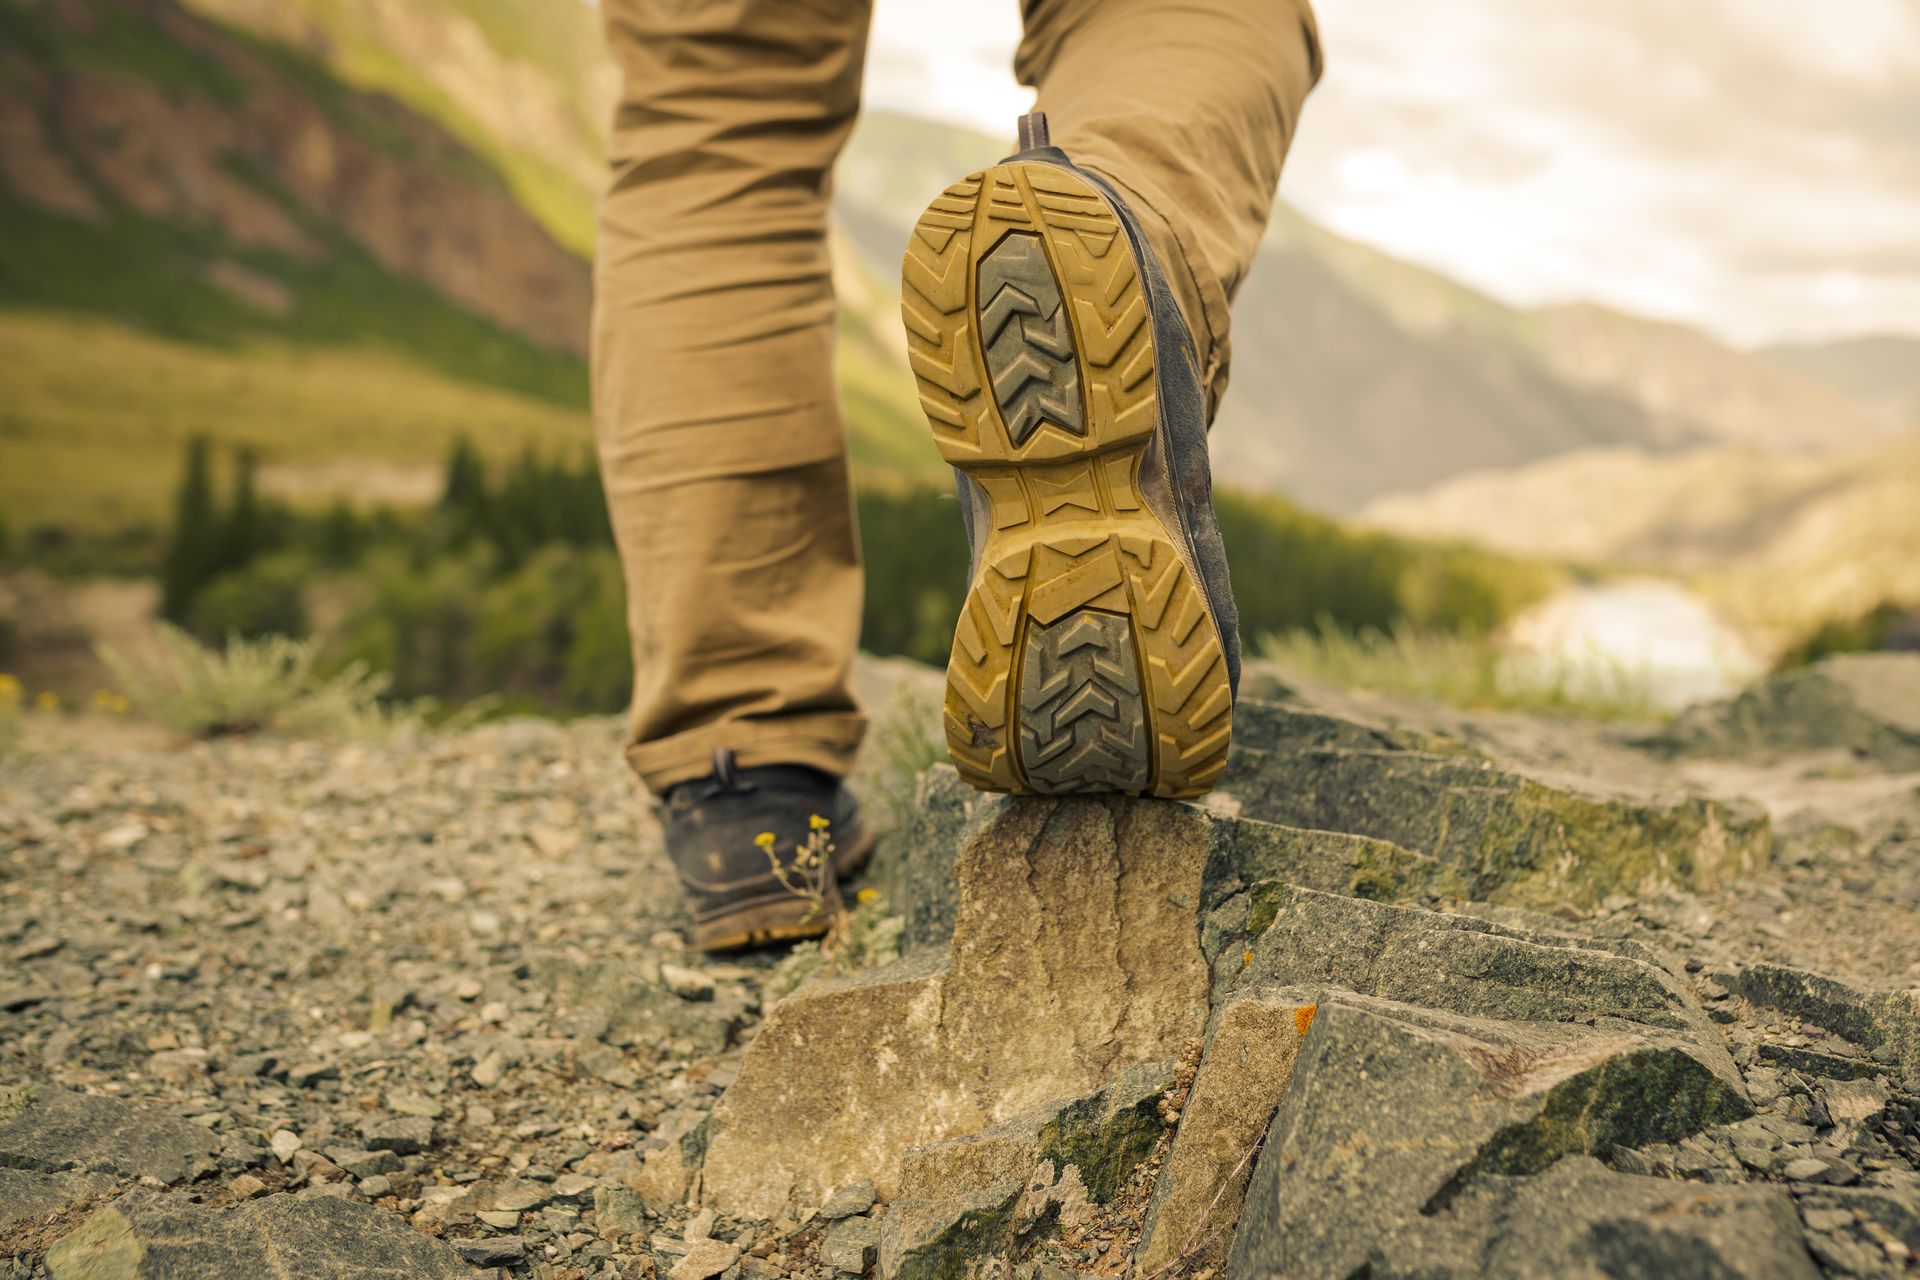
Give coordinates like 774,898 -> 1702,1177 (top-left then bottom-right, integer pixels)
1211,882 -> 1734,1077
1135,987 -> 1317,1275
45,1189 -> 478,1279
0,1087 -> 218,1186
1220,698 -> 1771,908
0,1167 -> 115,1232
879,1061 -> 1175,1280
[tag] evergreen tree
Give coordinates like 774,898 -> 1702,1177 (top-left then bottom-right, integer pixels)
160,436 -> 221,622
218,447 -> 262,578
440,437 -> 487,512
439,436 -> 489,550
315,500 -> 365,566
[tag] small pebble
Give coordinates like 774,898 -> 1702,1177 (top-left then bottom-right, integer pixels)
660,964 -> 716,1003
270,1130 -> 303,1163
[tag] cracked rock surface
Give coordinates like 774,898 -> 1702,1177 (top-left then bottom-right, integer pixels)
3,653 -> 1918,1279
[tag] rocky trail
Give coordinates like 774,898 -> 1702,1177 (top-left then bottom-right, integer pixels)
2,654 -> 1917,1279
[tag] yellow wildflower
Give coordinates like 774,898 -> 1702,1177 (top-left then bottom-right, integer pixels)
808,813 -> 830,830
754,831 -> 776,850
0,674 -> 20,702
856,887 -> 878,905
34,691 -> 59,712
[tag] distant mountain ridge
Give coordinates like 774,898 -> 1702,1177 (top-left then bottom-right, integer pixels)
828,114 -> 1902,512
1763,334 -> 1920,434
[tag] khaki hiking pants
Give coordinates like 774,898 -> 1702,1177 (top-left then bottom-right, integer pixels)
595,0 -> 1323,794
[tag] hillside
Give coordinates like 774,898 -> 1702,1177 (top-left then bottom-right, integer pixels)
1361,437 -> 1920,653
0,0 -> 931,532
1,0 -> 1906,537
1765,334 -> 1920,433
174,0 -> 615,256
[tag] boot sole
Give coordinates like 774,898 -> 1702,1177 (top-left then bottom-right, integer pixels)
689,899 -> 834,954
901,161 -> 1233,798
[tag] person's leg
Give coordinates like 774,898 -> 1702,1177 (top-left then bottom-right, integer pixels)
1015,0 -> 1324,418
594,0 -> 874,797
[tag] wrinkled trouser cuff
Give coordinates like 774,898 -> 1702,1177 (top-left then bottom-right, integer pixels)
624,712 -> 868,797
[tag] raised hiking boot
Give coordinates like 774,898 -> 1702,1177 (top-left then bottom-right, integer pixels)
899,110 -> 1241,799
659,749 -> 877,953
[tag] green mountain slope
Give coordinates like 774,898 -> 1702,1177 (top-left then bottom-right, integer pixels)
0,0 -> 934,531
173,0 -> 613,256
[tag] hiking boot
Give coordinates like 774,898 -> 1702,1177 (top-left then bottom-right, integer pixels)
660,749 -> 877,953
899,111 -> 1240,799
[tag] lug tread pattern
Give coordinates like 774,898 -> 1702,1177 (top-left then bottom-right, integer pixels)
978,233 -> 1085,445
1017,611 -> 1151,793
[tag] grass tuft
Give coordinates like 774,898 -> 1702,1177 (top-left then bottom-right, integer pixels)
98,624 -> 413,739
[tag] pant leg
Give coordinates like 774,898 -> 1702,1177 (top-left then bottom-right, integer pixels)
1016,0 -> 1324,419
594,0 -> 874,795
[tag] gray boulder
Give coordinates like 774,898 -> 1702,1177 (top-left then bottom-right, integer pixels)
0,1087 -> 218,1186
0,1167 -> 114,1232
1661,652 -> 1920,769
877,1183 -> 1022,1280
1215,883 -> 1733,1075
1136,987 -> 1319,1275
1253,1155 -> 1821,1280
867,766 -> 1001,952
1719,962 -> 1920,1086
879,1061 -> 1175,1279
1227,993 -> 1750,1279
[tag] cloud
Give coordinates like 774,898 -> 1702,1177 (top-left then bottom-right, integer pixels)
864,2 -> 1030,141
861,0 -> 1920,345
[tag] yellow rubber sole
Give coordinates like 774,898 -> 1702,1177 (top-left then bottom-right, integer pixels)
900,162 -> 1232,799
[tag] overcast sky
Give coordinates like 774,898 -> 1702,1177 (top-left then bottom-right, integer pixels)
863,0 -> 1920,348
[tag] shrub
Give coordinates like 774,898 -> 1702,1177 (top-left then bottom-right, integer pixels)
1778,600 -> 1916,669
853,485 -> 1561,665
1216,489 -> 1559,639
1261,620 -> 1659,720
326,544 -> 630,713
0,672 -> 21,756
99,624 -> 402,738
326,548 -> 490,703
857,487 -> 971,665
159,439 -> 295,622
159,435 -> 220,621
189,550 -> 312,642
